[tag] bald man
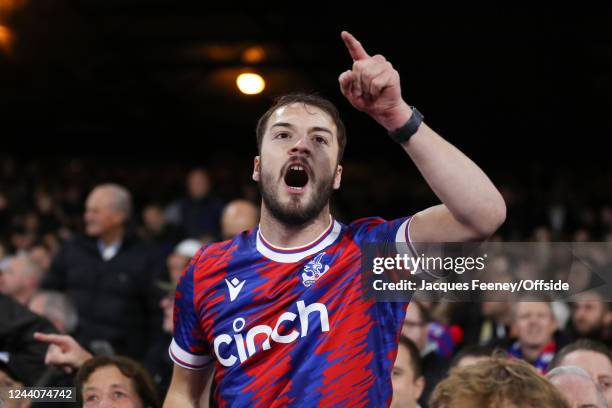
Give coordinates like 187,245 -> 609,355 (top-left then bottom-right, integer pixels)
42,184 -> 166,365
221,200 -> 259,240
550,340 -> 612,407
547,366 -> 608,408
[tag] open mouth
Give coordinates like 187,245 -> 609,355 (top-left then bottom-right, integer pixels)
284,163 -> 310,190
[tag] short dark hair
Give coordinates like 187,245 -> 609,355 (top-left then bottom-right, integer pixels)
255,93 -> 347,162
398,335 -> 423,379
75,355 -> 160,408
549,339 -> 612,370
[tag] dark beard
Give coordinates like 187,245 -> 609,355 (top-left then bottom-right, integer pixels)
259,163 -> 335,227
572,322 -> 605,341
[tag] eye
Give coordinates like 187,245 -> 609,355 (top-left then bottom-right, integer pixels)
275,132 -> 290,139
314,136 -> 328,145
113,391 -> 127,399
85,394 -> 98,402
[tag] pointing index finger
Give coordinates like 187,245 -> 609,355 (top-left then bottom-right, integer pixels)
34,332 -> 67,346
341,31 -> 370,61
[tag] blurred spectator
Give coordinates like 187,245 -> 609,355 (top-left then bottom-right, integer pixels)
29,290 -> 78,334
568,289 -> 612,345
28,243 -> 53,275
507,301 -> 559,373
391,335 -> 425,408
165,239 -> 201,285
450,345 -> 494,369
41,232 -> 61,257
149,239 -> 201,395
220,199 -> 259,240
60,184 -> 84,231
402,301 -> 449,407
429,353 -> 570,408
550,339 -> 612,406
0,294 -> 58,386
9,226 -> 35,254
75,355 -> 160,408
23,211 -> 40,237
42,184 -> 166,365
532,225 -> 553,242
474,255 -> 514,346
166,168 -> 224,241
546,366 -> 608,408
33,190 -> 61,235
139,203 -> 184,257
479,300 -> 513,346
0,254 -> 43,305
157,239 -> 201,339
574,228 -> 592,242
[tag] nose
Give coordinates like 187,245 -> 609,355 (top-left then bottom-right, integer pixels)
99,397 -> 115,408
289,134 -> 311,156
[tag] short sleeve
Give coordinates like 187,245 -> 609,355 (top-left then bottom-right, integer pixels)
350,216 -> 418,255
169,249 -> 213,370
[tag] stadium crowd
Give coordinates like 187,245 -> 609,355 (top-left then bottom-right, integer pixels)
0,154 -> 611,407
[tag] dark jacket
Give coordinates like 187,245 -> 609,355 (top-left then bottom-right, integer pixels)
0,294 -> 58,385
42,234 -> 166,363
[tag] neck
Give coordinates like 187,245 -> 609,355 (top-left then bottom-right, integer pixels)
258,204 -> 332,248
521,342 -> 547,362
15,288 -> 33,306
100,227 -> 124,246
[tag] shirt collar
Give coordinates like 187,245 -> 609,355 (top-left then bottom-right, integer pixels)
98,239 -> 122,261
256,217 -> 341,263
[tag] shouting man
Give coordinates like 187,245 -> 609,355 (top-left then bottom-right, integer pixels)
164,31 -> 506,407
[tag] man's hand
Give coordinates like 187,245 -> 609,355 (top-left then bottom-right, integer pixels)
33,332 -> 93,373
338,31 -> 412,131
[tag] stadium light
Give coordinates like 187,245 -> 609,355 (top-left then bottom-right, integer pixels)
236,73 -> 265,95
0,25 -> 12,53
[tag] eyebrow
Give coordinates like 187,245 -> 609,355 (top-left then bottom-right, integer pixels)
270,123 -> 333,135
84,384 -> 127,392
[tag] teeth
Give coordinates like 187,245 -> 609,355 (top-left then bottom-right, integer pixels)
290,165 -> 304,171
289,186 -> 303,190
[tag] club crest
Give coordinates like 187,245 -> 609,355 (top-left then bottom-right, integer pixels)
301,252 -> 330,287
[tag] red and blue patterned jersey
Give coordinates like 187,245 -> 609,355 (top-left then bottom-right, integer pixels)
170,216 -> 416,407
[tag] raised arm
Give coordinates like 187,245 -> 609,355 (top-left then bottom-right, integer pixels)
338,31 -> 505,242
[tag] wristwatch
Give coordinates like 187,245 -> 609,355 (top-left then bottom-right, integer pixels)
388,107 -> 424,144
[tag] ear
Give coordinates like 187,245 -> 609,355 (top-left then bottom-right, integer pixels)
114,210 -> 127,226
605,310 -> 612,326
252,156 -> 261,182
333,164 -> 343,190
414,376 -> 425,400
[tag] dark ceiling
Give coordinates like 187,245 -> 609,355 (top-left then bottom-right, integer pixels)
0,3 -> 611,165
